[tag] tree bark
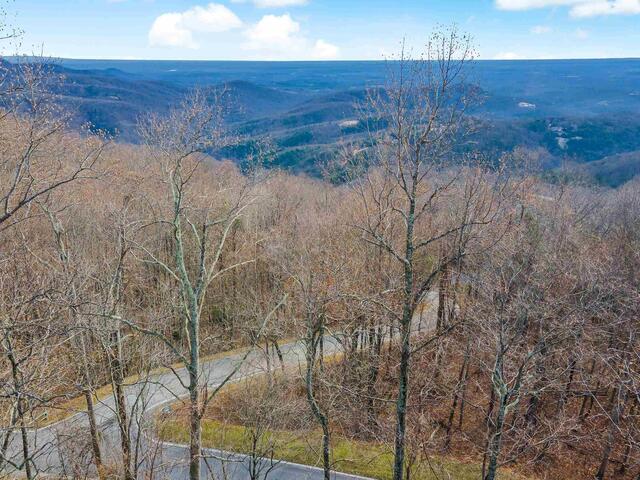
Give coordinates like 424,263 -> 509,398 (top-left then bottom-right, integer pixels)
273,340 -> 285,372
481,379 -> 497,479
392,277 -> 413,479
305,327 -> 331,480
84,389 -> 105,480
188,313 -> 202,480
596,385 -> 627,480
5,333 -> 34,480
19,409 -> 33,480
107,328 -> 134,480
0,407 -> 17,471
484,394 -> 508,480
445,340 -> 470,449
392,190 -> 416,480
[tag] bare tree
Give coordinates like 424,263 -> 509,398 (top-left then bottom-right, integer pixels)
122,90 -> 285,480
0,60 -> 104,231
38,202 -> 106,480
233,376 -> 293,480
0,240 -> 67,480
271,189 -> 349,480
350,27 -> 511,480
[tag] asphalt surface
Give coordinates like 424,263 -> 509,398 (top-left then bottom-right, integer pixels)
2,291 -> 438,480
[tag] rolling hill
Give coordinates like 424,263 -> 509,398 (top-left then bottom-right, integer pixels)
4,57 -> 640,183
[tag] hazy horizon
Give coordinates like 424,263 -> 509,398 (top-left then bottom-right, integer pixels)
9,1 -> 640,61
11,55 -> 640,62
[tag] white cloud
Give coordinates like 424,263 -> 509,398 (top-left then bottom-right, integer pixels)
179,4 -> 242,31
149,13 -> 196,48
230,0 -> 308,6
496,0 -> 580,10
253,0 -> 309,6
570,0 -> 640,16
243,14 -> 339,59
531,25 -> 552,34
495,0 -> 640,16
149,3 -> 242,49
494,51 -> 524,60
244,13 -> 300,48
311,39 -> 339,59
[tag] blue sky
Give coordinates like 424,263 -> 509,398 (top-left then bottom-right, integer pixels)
7,0 -> 640,60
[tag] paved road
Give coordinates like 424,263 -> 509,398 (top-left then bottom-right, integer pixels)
2,291 -> 438,480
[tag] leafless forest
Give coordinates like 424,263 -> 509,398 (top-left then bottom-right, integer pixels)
1,26 -> 640,480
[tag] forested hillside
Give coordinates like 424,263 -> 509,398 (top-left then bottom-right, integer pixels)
5,56 -> 640,184
1,29 -> 640,480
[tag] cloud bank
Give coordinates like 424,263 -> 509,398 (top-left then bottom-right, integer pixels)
230,0 -> 309,6
496,0 -> 640,17
242,13 -> 339,59
148,3 -> 338,59
253,0 -> 309,7
493,51 -> 524,60
149,3 -> 243,48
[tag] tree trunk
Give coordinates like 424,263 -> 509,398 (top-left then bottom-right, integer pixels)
579,359 -> 599,422
189,384 -> 202,480
188,340 -> 201,480
273,340 -> 285,372
437,266 -> 450,331
458,357 -> 470,429
84,389 -> 105,480
305,330 -> 331,480
115,380 -> 133,480
392,188 -> 416,480
6,335 -> 34,480
445,341 -> 470,449
481,381 -> 497,479
79,333 -> 105,480
392,309 -> 412,480
321,420 -> 331,480
19,410 -> 34,480
0,407 -> 17,471
558,354 -> 577,410
108,329 -> 133,480
524,342 -> 547,430
596,385 -> 627,480
365,325 -> 382,431
264,339 -> 272,384
188,296 -> 202,480
484,394 -> 508,480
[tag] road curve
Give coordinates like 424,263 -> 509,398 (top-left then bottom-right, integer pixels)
2,291 -> 438,480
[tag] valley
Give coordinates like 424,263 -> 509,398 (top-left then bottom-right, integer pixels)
6,57 -> 640,184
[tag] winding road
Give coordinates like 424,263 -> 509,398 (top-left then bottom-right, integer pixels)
3,291 -> 438,480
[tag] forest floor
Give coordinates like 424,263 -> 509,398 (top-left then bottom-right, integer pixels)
157,416 -> 531,480
157,375 -> 533,480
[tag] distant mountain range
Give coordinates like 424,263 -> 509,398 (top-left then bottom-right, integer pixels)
5,57 -> 640,185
